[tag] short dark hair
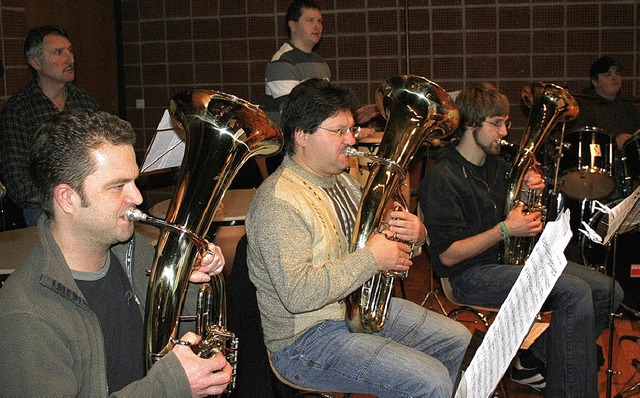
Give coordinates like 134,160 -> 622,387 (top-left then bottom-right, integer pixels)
24,25 -> 69,76
589,55 -> 622,80
454,82 -> 510,137
285,0 -> 321,38
30,109 -> 136,218
281,78 -> 358,155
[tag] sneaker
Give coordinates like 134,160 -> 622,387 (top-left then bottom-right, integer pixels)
509,355 -> 546,391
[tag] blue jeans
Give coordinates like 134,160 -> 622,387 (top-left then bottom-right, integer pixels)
270,298 -> 471,397
23,203 -> 43,227
449,262 -> 623,398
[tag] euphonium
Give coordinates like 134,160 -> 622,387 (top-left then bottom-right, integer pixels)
503,82 -> 578,265
344,75 -> 459,333
126,90 -> 283,391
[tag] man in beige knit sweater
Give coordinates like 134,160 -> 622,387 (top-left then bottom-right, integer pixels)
246,78 -> 471,397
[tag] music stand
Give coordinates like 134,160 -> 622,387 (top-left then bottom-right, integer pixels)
595,187 -> 640,398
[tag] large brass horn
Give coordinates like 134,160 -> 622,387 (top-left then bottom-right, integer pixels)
345,75 -> 459,333
127,90 -> 283,392
503,82 -> 578,265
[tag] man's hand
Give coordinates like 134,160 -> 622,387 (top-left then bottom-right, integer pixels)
366,232 -> 413,273
523,168 -> 545,192
172,332 -> 233,397
385,201 -> 427,245
616,133 -> 633,150
504,203 -> 543,238
191,243 -> 225,283
355,103 -> 381,125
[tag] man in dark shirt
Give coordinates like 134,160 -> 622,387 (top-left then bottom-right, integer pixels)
420,82 -> 623,397
572,56 -> 640,151
0,25 -> 99,226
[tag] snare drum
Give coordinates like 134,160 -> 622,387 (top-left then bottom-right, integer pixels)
559,127 -> 615,200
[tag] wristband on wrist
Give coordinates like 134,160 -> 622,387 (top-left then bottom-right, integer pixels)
498,222 -> 511,245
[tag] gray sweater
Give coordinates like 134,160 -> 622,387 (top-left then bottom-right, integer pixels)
245,157 -> 379,353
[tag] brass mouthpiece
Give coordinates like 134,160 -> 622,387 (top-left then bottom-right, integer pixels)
344,147 -> 405,175
125,206 -> 209,248
497,139 -> 514,147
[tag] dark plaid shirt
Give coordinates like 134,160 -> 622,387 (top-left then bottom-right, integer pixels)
0,79 -> 99,206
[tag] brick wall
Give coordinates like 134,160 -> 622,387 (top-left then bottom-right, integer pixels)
1,1 -> 638,155
119,0 -> 639,154
0,0 -> 28,109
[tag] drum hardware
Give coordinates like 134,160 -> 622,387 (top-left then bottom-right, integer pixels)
622,136 -> 640,197
559,126 -> 616,200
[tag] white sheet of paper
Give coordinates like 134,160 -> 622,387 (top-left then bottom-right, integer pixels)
603,185 -> 640,245
455,209 -> 572,398
140,109 -> 186,173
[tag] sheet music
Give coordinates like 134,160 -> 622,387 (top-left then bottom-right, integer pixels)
455,210 -> 572,398
140,109 -> 186,173
603,185 -> 640,244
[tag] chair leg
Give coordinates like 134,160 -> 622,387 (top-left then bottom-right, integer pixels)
447,306 -> 495,330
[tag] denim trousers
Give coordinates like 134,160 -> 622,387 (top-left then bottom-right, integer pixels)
23,203 -> 43,227
449,261 -> 623,398
270,297 -> 471,398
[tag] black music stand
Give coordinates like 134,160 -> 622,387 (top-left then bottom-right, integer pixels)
597,188 -> 640,398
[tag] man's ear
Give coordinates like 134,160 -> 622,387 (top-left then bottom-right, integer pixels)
293,128 -> 307,147
53,184 -> 78,215
27,56 -> 41,72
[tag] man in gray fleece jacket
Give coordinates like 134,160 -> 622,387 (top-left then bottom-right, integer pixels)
0,109 -> 231,397
246,78 -> 471,397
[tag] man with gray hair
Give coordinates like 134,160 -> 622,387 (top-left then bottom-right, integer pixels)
0,25 -> 99,226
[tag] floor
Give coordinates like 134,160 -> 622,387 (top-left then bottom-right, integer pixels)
330,245 -> 640,398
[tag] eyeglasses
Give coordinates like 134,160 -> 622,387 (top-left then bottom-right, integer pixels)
484,119 -> 511,130
316,126 -> 362,137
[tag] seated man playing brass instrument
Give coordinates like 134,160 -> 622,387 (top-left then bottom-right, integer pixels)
419,82 -> 623,397
246,78 -> 471,397
0,109 -> 232,396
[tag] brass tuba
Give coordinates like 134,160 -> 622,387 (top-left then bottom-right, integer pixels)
344,75 -> 459,333
127,90 -> 283,391
503,82 -> 578,265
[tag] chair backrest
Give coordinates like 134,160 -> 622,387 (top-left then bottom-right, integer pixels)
226,234 -> 296,398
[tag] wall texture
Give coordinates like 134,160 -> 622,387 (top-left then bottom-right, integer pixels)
118,0 -> 639,154
1,0 -> 638,157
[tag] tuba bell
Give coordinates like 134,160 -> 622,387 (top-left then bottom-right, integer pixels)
344,75 -> 459,333
127,90 -> 283,392
503,82 -> 578,265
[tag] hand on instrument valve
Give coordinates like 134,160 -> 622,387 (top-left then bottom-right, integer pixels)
523,168 -> 545,192
172,332 -> 233,397
366,232 -> 414,273
385,201 -> 429,247
191,243 -> 225,283
504,203 -> 543,238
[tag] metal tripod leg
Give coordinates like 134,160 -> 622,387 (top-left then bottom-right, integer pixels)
420,267 -> 447,315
